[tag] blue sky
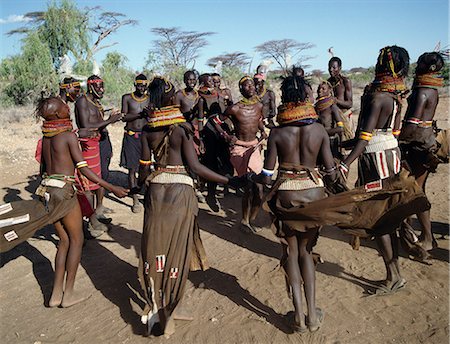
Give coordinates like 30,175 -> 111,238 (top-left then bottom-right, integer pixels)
1,0 -> 448,74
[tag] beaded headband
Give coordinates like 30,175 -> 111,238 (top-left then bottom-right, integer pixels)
239,76 -> 253,86
60,81 -> 81,89
87,79 -> 103,85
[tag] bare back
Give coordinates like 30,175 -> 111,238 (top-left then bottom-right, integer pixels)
269,123 -> 330,168
404,88 -> 439,122
42,132 -> 78,176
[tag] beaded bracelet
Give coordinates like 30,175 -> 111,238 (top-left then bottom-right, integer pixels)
76,160 -> 88,169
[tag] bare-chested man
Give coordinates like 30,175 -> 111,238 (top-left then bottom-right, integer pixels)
219,76 -> 267,232
398,52 -> 445,256
315,81 -> 344,158
198,73 -> 234,211
253,73 -> 276,128
174,70 -> 200,122
75,75 -> 122,237
0,96 -> 127,307
328,57 -> 355,141
59,77 -> 82,105
120,74 -> 150,213
341,46 -> 431,295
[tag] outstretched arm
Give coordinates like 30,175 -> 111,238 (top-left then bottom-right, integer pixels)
253,130 -> 278,185
75,97 -> 121,130
342,97 -> 380,168
137,132 -> 153,187
180,127 -> 229,184
67,133 -> 128,197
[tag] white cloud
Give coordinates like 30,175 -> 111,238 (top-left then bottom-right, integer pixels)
0,15 -> 32,25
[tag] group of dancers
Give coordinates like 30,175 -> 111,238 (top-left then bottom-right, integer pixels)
0,44 -> 448,336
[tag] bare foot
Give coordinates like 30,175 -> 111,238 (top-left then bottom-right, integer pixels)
61,291 -> 91,308
48,291 -> 63,308
164,316 -> 176,338
418,239 -> 438,251
307,308 -> 324,332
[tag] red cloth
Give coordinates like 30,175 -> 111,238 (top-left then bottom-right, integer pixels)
35,138 -> 43,163
79,136 -> 101,191
229,139 -> 263,176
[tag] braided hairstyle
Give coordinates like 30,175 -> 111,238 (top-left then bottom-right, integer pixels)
280,75 -> 308,103
416,52 -> 444,75
375,46 -> 410,77
148,77 -> 174,109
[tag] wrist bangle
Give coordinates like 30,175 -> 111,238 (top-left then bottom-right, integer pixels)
261,168 -> 275,177
324,165 -> 337,174
340,162 -> 349,173
76,160 -> 88,169
139,159 -> 153,166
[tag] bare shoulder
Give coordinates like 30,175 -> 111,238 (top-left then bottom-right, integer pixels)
122,93 -> 132,100
342,76 -> 352,87
75,95 -> 88,107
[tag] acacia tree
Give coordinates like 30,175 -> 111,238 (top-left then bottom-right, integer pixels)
88,9 -> 137,58
150,27 -> 215,72
2,0 -> 137,105
7,0 -> 89,71
6,1 -> 136,71
206,52 -> 250,70
255,39 -> 315,76
2,32 -> 58,105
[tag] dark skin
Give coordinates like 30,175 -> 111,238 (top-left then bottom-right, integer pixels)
74,81 -> 122,218
221,79 -> 267,229
59,83 -> 81,104
198,76 -> 219,132
328,61 -> 353,110
212,74 -> 233,109
139,126 -> 229,186
293,69 -> 314,102
255,121 -> 335,330
342,91 -> 403,287
254,78 -> 276,126
121,81 -> 150,198
174,73 -> 203,153
400,69 -> 439,250
41,98 -> 127,308
316,83 -> 344,136
174,72 -> 200,119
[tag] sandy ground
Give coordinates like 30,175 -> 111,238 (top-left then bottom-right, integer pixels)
0,94 -> 449,344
